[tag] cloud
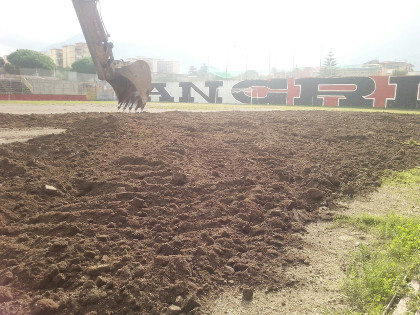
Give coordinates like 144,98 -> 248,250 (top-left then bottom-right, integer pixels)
1,0 -> 420,70
0,34 -> 50,53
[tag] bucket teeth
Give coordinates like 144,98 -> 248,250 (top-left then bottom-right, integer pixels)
117,91 -> 144,112
108,60 -> 151,112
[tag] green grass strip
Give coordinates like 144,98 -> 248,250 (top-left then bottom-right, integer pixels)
339,213 -> 420,314
381,167 -> 420,187
336,167 -> 420,314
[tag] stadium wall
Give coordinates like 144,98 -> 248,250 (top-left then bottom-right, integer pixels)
150,76 -> 420,109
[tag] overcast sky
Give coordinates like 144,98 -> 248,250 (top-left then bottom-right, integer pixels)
1,0 -> 420,72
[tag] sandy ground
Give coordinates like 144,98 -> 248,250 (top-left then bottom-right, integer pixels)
202,185 -> 420,314
0,128 -> 66,144
0,103 -> 120,115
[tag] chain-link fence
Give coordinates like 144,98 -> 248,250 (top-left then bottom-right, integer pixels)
0,66 -> 242,101
0,67 -> 209,101
0,67 -> 117,100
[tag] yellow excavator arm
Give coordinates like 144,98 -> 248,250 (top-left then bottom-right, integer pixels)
72,0 -> 151,111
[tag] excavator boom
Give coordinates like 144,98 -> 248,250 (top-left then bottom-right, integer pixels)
72,0 -> 151,111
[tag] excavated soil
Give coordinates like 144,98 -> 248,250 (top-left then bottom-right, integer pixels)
0,110 -> 419,315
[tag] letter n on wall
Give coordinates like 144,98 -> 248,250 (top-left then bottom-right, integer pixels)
179,81 -> 223,103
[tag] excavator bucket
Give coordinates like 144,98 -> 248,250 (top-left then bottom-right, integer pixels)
107,60 -> 152,112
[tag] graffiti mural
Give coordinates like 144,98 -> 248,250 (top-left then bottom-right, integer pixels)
149,76 -> 420,109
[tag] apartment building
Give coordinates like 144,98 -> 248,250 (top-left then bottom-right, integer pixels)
44,48 -> 63,68
62,42 -> 90,68
157,59 -> 180,74
138,57 -> 180,74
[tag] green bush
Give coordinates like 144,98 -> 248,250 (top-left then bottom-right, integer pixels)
4,63 -> 20,74
0,57 -> 4,67
71,57 -> 96,74
392,69 -> 408,76
7,49 -> 55,70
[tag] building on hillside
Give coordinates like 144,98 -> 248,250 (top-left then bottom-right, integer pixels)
291,67 -> 317,78
408,71 -> 420,76
316,59 -> 412,77
62,42 -> 90,68
139,57 -> 159,73
157,60 -> 180,74
43,42 -> 181,75
378,61 -> 412,75
137,57 -> 180,74
44,48 -> 63,68
338,64 -> 383,77
362,59 -> 413,75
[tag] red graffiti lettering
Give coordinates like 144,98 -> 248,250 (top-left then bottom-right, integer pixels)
243,86 -> 281,98
242,79 -> 300,105
286,78 -> 301,105
365,76 -> 397,108
318,95 -> 345,107
318,84 -> 357,91
317,84 -> 357,106
418,84 -> 420,101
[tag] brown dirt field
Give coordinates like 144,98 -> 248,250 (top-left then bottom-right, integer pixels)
0,110 -> 419,315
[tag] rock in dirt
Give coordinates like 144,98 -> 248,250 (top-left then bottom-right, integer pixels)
130,197 -> 147,209
343,184 -> 356,195
167,304 -> 182,315
224,265 -> 235,275
52,273 -> 66,285
80,288 -> 107,305
48,240 -> 68,252
106,222 -> 116,228
242,287 -> 254,301
0,271 -> 14,285
268,209 -> 284,216
44,185 -> 58,195
86,264 -> 111,276
233,262 -> 248,272
96,276 -> 108,287
0,286 -> 13,302
171,172 -> 188,185
307,188 -> 324,200
181,295 -> 201,313
327,174 -> 341,186
174,295 -> 184,306
97,235 -> 109,242
31,298 -> 60,314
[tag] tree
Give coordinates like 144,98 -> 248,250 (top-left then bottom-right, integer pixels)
4,63 -> 19,74
270,67 -> 280,78
407,63 -> 414,72
7,49 -> 55,70
0,57 -> 4,67
244,69 -> 259,79
198,64 -> 208,77
188,66 -> 197,76
392,69 -> 408,76
71,57 -> 96,74
320,50 -> 339,77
